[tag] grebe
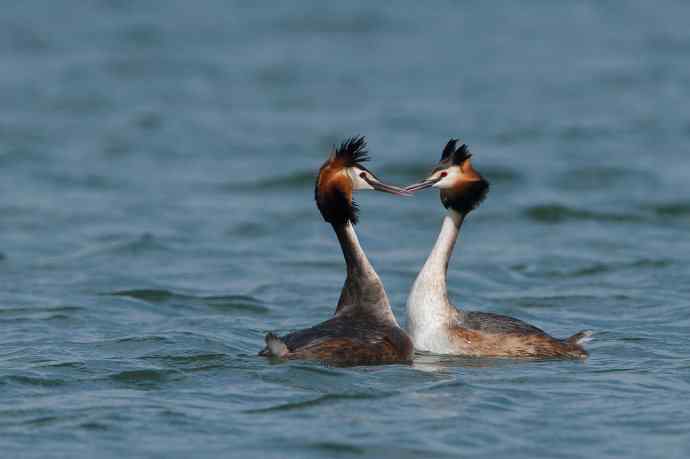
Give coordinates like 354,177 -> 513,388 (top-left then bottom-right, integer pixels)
259,136 -> 414,366
404,139 -> 591,359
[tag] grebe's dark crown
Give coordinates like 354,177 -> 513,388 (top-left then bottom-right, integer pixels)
436,139 -> 472,170
335,136 -> 370,168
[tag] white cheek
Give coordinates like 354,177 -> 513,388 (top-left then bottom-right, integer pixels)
433,176 -> 453,188
349,169 -> 374,191
433,170 -> 461,189
354,175 -> 374,190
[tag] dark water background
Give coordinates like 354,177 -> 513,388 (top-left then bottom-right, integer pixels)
2,1 -> 690,457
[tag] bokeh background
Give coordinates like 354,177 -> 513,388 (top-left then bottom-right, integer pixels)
1,1 -> 689,458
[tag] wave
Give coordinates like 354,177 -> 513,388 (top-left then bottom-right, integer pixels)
243,392 -> 390,414
555,166 -> 653,191
512,259 -> 671,279
525,204 -> 645,224
109,368 -> 183,384
5,375 -> 66,387
223,170 -> 315,192
108,289 -> 270,313
526,201 -> 690,225
648,201 -> 690,218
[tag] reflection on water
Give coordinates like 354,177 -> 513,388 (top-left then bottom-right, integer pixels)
412,352 -> 509,373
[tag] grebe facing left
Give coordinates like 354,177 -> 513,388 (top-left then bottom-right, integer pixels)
259,136 -> 414,366
404,139 -> 592,359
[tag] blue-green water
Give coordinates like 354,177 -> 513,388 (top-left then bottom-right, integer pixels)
2,1 -> 690,457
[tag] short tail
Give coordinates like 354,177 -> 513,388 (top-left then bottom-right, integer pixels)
259,332 -> 289,358
566,330 -> 593,346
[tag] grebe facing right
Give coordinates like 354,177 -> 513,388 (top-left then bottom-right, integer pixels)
259,136 -> 414,366
405,139 -> 592,359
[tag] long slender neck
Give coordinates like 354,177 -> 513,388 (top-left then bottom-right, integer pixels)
423,209 -> 463,284
406,209 -> 464,329
333,221 -> 397,324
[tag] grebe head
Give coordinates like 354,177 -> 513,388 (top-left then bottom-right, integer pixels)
315,136 -> 410,225
405,139 -> 490,214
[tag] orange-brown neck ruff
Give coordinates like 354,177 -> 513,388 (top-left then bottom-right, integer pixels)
314,136 -> 370,225
315,160 -> 357,225
440,162 -> 489,215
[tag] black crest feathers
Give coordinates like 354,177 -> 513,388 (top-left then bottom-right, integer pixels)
440,138 -> 458,161
335,136 -> 369,167
439,138 -> 472,165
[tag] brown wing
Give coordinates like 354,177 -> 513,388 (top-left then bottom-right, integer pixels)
451,311 -> 587,359
275,314 -> 413,366
461,311 -> 546,336
291,336 -> 408,366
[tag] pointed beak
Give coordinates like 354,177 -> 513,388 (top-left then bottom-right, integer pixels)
404,176 -> 442,193
361,174 -> 412,196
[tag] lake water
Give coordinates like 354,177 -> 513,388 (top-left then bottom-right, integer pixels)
2,1 -> 690,457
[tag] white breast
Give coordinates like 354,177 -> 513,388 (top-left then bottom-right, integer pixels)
406,273 -> 456,353
405,211 -> 464,354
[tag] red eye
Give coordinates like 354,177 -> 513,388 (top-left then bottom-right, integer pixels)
440,172 -> 448,178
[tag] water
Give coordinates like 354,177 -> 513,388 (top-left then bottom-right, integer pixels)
2,1 -> 690,457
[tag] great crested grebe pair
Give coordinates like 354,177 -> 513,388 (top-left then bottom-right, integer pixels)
259,136 -> 592,366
